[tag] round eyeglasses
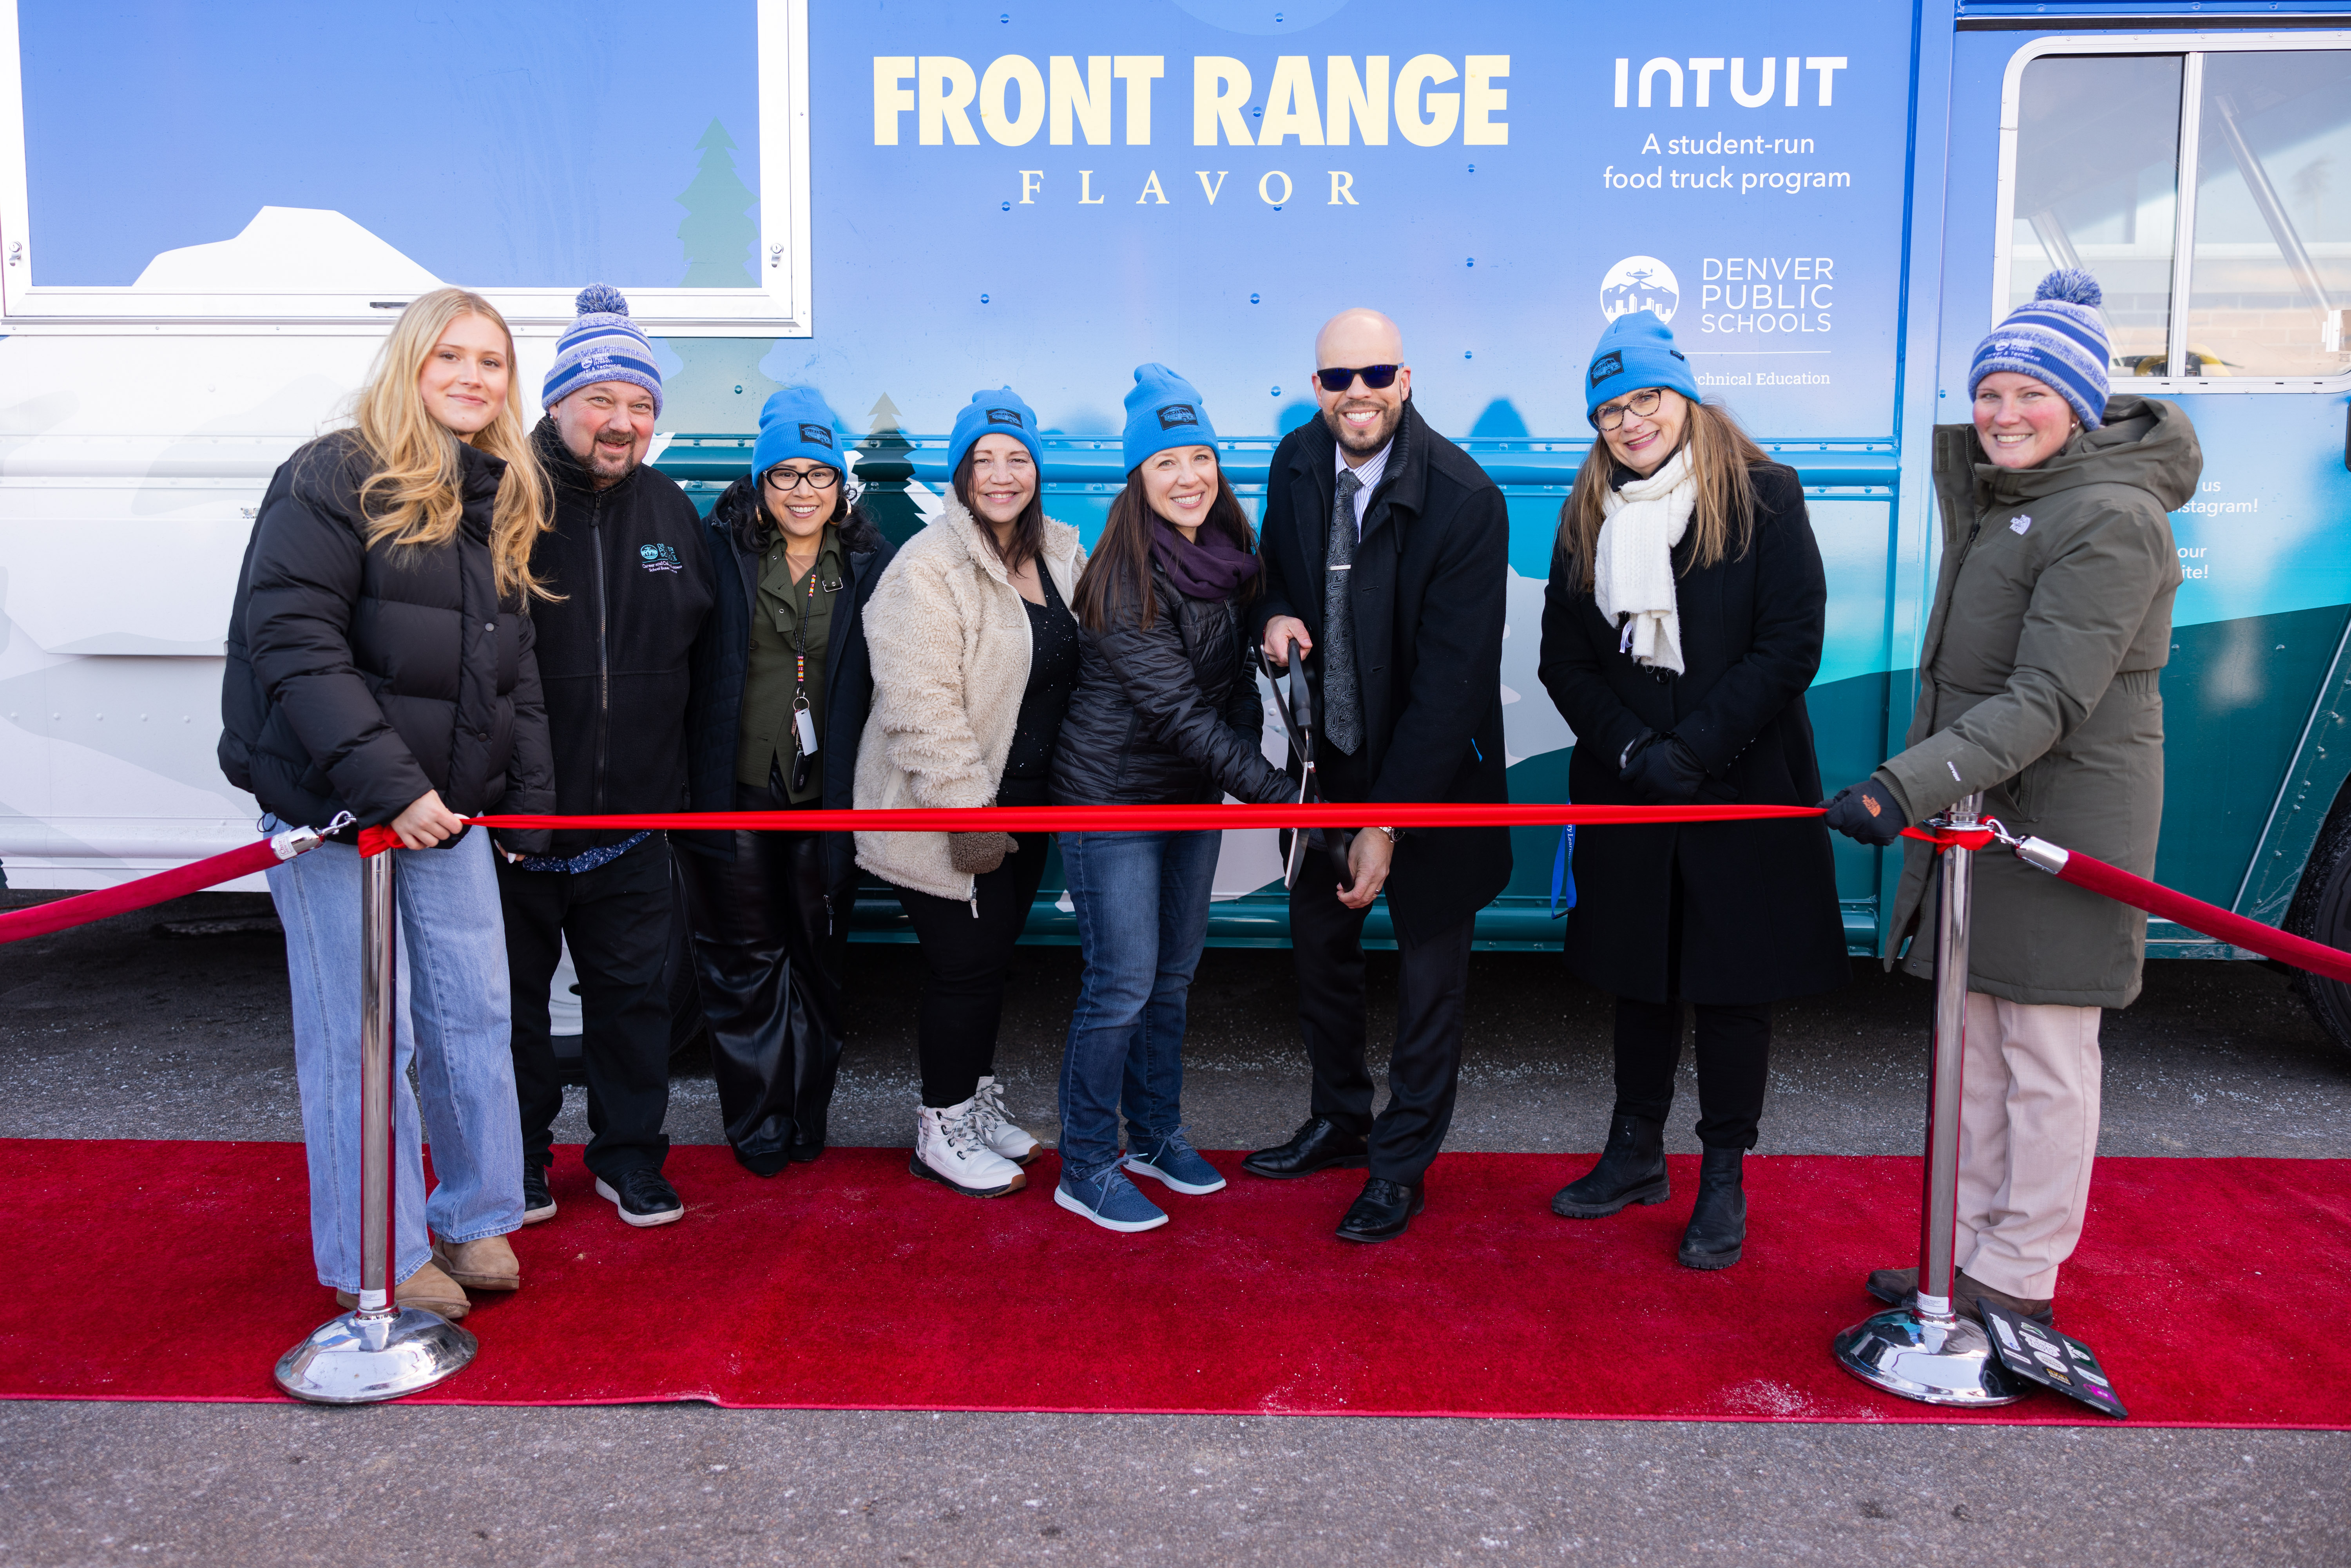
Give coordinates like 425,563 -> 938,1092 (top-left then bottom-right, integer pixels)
1594,389 -> 1665,431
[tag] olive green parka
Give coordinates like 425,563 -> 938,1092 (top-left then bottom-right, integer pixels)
1879,393 -> 2201,1007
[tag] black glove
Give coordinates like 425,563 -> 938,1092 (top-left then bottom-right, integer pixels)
1621,732 -> 1706,804
1821,778 -> 1908,846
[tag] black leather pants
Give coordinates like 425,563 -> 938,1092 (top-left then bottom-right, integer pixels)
674,784 -> 848,1175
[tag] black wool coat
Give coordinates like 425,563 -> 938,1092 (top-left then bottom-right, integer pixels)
1251,402 -> 1512,942
1052,550 -> 1294,808
219,431 -> 553,853
527,419 -> 719,857
681,476 -> 895,889
1537,461 -> 1846,1006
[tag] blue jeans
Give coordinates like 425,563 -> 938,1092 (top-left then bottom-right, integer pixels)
1056,830 -> 1221,1175
265,824 -> 524,1291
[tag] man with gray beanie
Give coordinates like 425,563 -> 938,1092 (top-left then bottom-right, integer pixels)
500,284 -> 719,1231
1822,270 -> 2202,1325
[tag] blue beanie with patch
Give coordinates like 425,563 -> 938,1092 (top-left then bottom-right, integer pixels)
542,284 -> 664,415
947,387 -> 1043,478
1969,269 -> 2111,430
1585,309 -> 1701,424
1122,364 -> 1218,474
750,387 -> 846,481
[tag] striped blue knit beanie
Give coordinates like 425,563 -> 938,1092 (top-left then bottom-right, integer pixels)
541,284 -> 663,415
1969,270 -> 2110,430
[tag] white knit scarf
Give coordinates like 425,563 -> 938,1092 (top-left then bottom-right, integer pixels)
1594,447 -> 1697,675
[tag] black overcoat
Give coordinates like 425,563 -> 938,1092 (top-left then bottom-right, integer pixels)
680,476 -> 894,889
1250,402 -> 1512,942
1536,462 -> 1846,1005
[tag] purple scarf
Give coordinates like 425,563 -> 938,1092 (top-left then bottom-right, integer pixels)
1151,518 -> 1261,601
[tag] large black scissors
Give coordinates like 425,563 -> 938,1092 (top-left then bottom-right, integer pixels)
1260,636 -> 1354,889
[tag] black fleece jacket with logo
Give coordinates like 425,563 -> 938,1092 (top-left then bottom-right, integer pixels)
527,418 -> 719,856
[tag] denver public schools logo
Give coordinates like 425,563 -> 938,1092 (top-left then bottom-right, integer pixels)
1157,403 -> 1199,431
985,407 -> 1025,427
639,543 -> 683,574
798,423 -> 835,449
1601,256 -> 1681,324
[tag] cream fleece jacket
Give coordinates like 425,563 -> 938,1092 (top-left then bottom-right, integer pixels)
853,496 -> 1085,901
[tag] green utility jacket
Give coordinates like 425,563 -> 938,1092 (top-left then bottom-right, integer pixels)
1880,395 -> 2200,1007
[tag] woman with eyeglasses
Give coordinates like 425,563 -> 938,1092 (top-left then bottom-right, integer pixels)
856,388 -> 1086,1200
1536,309 -> 1846,1271
676,387 -> 896,1175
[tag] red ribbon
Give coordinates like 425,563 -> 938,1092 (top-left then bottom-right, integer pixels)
358,801 -> 1833,857
0,837 -> 287,946
1901,823 -> 1997,852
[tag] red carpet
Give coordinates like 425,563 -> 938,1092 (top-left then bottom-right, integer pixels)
5,1140 -> 2347,1427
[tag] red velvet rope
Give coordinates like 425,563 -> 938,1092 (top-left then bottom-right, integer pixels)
2043,845 -> 2351,984
0,838 -> 286,946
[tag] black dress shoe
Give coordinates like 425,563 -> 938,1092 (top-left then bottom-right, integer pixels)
1243,1117 -> 1371,1180
1335,1177 -> 1426,1243
789,1139 -> 825,1164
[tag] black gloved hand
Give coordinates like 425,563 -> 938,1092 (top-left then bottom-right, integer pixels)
1821,778 -> 1908,846
1622,732 -> 1706,804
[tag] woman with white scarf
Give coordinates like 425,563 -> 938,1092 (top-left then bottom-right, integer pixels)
1536,310 -> 1847,1271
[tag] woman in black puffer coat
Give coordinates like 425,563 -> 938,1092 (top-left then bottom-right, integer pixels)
1045,364 -> 1296,1234
219,288 -> 553,1322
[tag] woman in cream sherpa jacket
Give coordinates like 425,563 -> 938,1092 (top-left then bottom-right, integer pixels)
853,494 -> 1085,897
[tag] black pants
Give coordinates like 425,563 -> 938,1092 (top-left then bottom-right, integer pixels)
499,834 -> 674,1182
894,835 -> 1051,1108
674,785 -> 849,1175
1610,858 -> 1771,1150
1287,767 -> 1475,1184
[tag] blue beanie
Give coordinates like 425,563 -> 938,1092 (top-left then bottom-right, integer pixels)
1969,269 -> 2111,430
541,284 -> 663,415
946,387 -> 1043,478
1122,364 -> 1218,474
1585,309 -> 1701,424
750,386 -> 846,481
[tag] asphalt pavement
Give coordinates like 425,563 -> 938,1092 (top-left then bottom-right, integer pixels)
3,886 -> 2347,1566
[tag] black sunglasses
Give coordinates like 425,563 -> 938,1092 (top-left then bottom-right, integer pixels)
1314,364 -> 1400,394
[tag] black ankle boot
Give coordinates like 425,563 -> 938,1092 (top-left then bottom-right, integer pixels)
1552,1114 -> 1668,1218
1677,1146 -> 1746,1269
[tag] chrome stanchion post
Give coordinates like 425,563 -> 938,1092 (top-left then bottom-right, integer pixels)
275,846 -> 476,1403
1832,792 -> 2026,1406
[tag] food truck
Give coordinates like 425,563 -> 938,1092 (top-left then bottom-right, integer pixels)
6,0 -> 2351,1041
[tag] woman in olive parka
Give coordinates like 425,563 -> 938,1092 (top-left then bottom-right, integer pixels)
1823,270 -> 2201,1327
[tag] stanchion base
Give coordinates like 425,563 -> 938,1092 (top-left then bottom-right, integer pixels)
1833,1307 -> 2029,1407
273,1307 -> 477,1405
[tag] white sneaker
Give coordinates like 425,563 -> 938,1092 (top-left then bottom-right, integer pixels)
972,1075 -> 1042,1165
911,1099 -> 1028,1198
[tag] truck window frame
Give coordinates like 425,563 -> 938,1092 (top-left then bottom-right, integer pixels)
0,0 -> 811,339
1994,29 -> 2351,395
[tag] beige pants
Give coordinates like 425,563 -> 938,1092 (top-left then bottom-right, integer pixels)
1954,992 -> 2103,1300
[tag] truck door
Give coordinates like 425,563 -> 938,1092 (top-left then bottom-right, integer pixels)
1946,22 -> 2351,1035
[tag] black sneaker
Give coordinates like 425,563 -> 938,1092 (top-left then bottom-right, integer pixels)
522,1166 -> 557,1225
594,1168 -> 684,1228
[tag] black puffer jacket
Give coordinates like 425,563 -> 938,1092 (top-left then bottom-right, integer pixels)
528,419 -> 718,856
1051,552 -> 1292,807
681,474 -> 895,885
219,430 -> 554,851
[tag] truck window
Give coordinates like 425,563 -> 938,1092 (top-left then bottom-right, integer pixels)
2188,50 -> 2351,378
2008,53 -> 2183,379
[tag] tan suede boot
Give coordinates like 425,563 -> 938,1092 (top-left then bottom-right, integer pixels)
336,1259 -> 469,1320
431,1234 -> 521,1292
